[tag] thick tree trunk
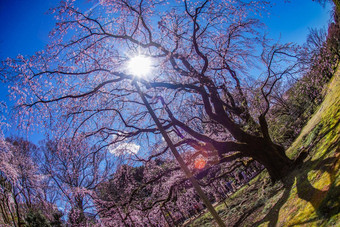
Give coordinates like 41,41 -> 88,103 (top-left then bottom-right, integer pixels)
249,139 -> 294,182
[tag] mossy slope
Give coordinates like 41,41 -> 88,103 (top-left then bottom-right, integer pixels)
272,67 -> 340,226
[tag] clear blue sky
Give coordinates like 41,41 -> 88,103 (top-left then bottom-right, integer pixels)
0,0 -> 332,58
0,0 -> 333,142
0,0 -> 58,58
264,0 -> 332,44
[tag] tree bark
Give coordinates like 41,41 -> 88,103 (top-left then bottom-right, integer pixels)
215,135 -> 293,183
248,139 -> 294,182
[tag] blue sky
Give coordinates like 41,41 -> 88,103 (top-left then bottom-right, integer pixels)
0,0 -> 333,142
0,0 -> 58,58
263,0 -> 332,44
0,0 -> 332,58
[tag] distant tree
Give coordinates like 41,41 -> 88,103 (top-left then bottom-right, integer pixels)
49,211 -> 63,227
326,12 -> 340,66
0,138 -> 45,227
25,209 -> 51,227
96,162 -> 172,226
40,135 -> 114,226
95,155 -> 258,225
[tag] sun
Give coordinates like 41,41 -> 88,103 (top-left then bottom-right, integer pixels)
127,55 -> 152,77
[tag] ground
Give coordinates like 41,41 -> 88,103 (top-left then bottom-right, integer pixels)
186,69 -> 340,227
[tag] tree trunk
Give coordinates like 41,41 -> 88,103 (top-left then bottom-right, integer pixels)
160,207 -> 171,227
147,214 -> 154,227
0,200 -> 10,224
127,213 -> 135,226
6,197 -> 17,227
116,207 -> 129,227
249,139 -> 294,182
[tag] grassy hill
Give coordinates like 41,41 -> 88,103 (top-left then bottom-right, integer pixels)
188,69 -> 340,227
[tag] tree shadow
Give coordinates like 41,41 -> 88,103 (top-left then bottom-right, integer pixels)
249,98 -> 340,226
252,142 -> 340,227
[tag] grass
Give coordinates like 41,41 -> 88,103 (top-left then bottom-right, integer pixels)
187,69 -> 340,227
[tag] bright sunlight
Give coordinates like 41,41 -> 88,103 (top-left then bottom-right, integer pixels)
128,55 -> 152,77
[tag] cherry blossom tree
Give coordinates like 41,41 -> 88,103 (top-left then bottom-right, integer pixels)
40,135 -> 114,226
7,0 -> 303,187
0,137 -> 52,227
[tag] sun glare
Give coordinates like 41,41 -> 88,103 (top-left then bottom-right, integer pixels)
194,157 -> 207,170
128,55 -> 152,77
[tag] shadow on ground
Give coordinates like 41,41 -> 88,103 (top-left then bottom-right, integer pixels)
251,125 -> 340,227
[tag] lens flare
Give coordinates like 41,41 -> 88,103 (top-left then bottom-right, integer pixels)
194,157 -> 207,169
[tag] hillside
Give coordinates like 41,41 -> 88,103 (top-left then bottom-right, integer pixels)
188,69 -> 340,226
